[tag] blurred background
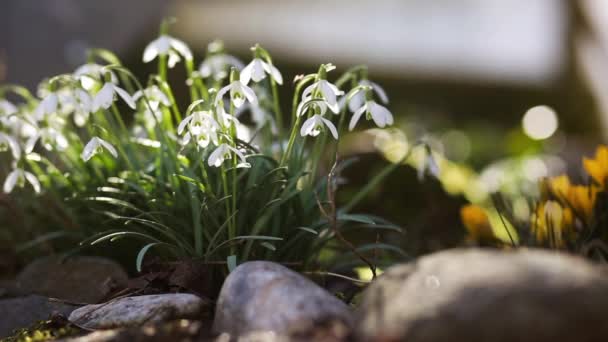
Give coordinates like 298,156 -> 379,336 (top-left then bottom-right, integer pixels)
1,0 -> 605,256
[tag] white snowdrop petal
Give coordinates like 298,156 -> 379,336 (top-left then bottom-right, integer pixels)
215,85 -> 231,106
143,41 -> 160,63
170,37 -> 193,60
300,116 -> 317,137
93,83 -> 115,111
240,62 -> 254,85
113,85 -> 136,109
349,104 -> 367,131
81,137 -> 99,162
55,133 -> 69,151
250,59 -> 266,83
3,170 -> 19,193
177,114 -> 194,135
321,117 -> 339,140
25,133 -> 41,154
24,171 -> 41,193
167,52 -> 180,68
301,83 -> 316,101
99,138 -> 118,158
371,81 -> 389,104
263,61 -> 283,85
241,84 -> 258,105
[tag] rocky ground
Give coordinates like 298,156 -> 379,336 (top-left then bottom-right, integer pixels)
2,248 -> 608,341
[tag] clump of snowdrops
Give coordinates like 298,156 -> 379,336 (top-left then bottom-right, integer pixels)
0,21 -> 406,275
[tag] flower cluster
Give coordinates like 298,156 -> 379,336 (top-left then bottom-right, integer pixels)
461,145 -> 607,251
0,23 -> 404,273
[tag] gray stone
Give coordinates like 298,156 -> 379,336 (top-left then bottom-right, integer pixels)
68,294 -> 207,329
16,256 -> 128,304
213,261 -> 353,337
355,248 -> 608,342
0,295 -> 78,338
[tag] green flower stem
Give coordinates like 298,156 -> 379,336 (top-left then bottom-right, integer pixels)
280,77 -> 313,166
269,75 -> 283,152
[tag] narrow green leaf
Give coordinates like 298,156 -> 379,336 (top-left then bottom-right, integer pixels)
136,243 -> 162,272
337,213 -> 376,225
260,242 -> 276,251
227,255 -> 237,272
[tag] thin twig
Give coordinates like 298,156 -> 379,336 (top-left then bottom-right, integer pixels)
315,156 -> 378,279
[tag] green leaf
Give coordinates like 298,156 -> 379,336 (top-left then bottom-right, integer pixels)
136,243 -> 162,272
260,242 -> 276,251
296,227 -> 319,235
337,213 -> 376,225
227,255 -> 237,272
90,231 -> 160,245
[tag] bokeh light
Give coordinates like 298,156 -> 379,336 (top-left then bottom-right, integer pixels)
522,105 -> 559,140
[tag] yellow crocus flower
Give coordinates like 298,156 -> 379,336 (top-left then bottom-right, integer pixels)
583,145 -> 608,188
567,185 -> 598,225
460,204 -> 496,242
532,201 -> 574,248
547,174 -> 571,201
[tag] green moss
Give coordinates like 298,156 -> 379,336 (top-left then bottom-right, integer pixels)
3,319 -> 81,342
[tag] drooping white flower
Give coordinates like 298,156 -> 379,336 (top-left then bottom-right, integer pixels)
346,80 -> 389,113
72,89 -> 94,127
0,100 -> 17,116
296,98 -> 329,117
143,35 -> 192,68
0,132 -> 21,159
3,167 -> 40,194
34,93 -> 58,120
25,127 -> 68,153
208,143 -> 250,168
348,100 -> 394,131
177,110 -> 220,148
133,85 -> 171,111
215,81 -> 258,109
240,58 -> 283,85
417,147 -> 440,181
81,136 -> 118,162
199,54 -> 244,81
74,63 -> 117,90
92,82 -> 136,112
300,114 -> 338,140
302,80 -> 344,114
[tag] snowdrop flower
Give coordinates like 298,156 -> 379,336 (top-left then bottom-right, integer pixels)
300,114 -> 338,140
92,82 -> 136,112
74,63 -> 117,90
296,98 -> 329,118
302,80 -> 344,114
346,80 -> 388,113
417,147 -> 440,181
143,35 -> 192,68
348,100 -> 394,131
34,93 -> 58,120
0,100 -> 17,116
240,58 -> 283,85
0,132 -> 21,159
133,86 -> 171,111
81,136 -> 118,162
199,54 -> 244,81
3,167 -> 40,194
215,81 -> 258,109
177,110 -> 220,148
73,89 -> 93,127
25,127 -> 68,153
208,143 -> 250,168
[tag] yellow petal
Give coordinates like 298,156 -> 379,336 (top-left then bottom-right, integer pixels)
460,205 -> 495,241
